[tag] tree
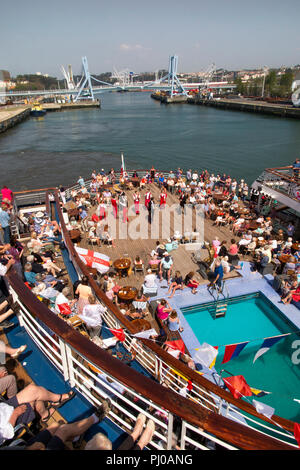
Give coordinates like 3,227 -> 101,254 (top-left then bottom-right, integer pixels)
265,70 -> 277,97
234,78 -> 245,95
279,70 -> 294,97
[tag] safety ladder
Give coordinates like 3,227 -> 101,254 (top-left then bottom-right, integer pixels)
214,300 -> 227,318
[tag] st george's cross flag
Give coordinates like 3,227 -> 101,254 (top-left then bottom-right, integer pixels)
75,246 -> 110,274
253,334 -> 289,364
222,341 -> 249,364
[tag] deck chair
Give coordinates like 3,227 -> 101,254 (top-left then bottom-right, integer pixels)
0,395 -> 36,448
134,263 -> 144,275
67,315 -> 89,335
87,235 -> 98,247
142,284 -> 158,296
286,269 -> 296,276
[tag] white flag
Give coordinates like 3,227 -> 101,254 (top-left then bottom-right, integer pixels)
132,328 -> 158,339
194,342 -> 218,369
253,399 -> 275,419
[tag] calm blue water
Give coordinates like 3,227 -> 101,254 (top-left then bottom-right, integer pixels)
183,295 -> 300,421
1,91 -> 300,190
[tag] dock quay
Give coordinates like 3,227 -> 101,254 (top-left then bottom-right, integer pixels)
0,106 -> 31,134
42,100 -> 100,111
188,96 -> 300,119
151,92 -> 188,104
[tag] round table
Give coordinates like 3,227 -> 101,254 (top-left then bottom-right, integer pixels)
130,318 -> 151,333
114,258 -> 131,277
117,286 -> 137,303
278,254 -> 291,264
68,228 -> 81,242
130,177 -> 140,187
213,193 -> 227,202
87,266 -> 98,276
246,221 -> 260,230
67,208 -> 79,219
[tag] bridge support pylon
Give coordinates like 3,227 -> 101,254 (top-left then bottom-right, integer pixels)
74,56 -> 95,102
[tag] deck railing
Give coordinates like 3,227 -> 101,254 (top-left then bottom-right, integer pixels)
7,271 -> 296,450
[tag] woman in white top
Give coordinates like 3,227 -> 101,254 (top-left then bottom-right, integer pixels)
79,295 -> 105,338
144,269 -> 157,288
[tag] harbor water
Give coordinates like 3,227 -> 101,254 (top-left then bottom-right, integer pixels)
1,91 -> 300,190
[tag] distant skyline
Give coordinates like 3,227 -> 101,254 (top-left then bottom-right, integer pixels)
1,0 -> 300,78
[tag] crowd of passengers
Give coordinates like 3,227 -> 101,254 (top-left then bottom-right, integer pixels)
65,164 -> 300,307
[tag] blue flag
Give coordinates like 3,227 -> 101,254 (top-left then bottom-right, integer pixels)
253,334 -> 289,363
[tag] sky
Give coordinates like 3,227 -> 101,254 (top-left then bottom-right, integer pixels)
1,0 -> 300,78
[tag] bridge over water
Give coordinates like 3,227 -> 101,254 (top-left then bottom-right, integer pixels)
0,55 -> 235,101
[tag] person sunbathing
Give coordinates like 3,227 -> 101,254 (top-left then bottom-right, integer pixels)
167,271 -> 185,298
184,271 -> 199,294
281,283 -> 300,304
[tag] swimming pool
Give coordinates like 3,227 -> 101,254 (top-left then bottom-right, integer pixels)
182,293 -> 300,421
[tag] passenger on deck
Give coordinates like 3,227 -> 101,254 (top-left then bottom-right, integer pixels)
167,310 -> 183,332
79,295 -> 105,338
78,207 -> 89,232
0,384 -> 75,445
132,291 -> 149,313
0,205 -> 11,243
151,240 -> 165,258
159,252 -> 173,284
0,294 -> 20,330
156,299 -> 172,323
143,268 -> 157,288
22,401 -> 110,451
29,231 -> 53,253
24,263 -> 38,286
55,287 -> 77,315
221,256 -> 242,274
167,271 -> 185,298
85,412 -> 155,451
124,305 -> 144,321
75,276 -> 92,315
184,272 -> 199,295
102,224 -> 115,247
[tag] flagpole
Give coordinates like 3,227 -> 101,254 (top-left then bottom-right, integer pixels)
121,151 -> 125,173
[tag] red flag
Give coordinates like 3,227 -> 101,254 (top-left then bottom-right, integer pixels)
109,328 -> 125,342
223,375 -> 252,399
187,380 -> 193,391
165,339 -> 185,354
58,303 -> 72,316
294,423 -> 300,447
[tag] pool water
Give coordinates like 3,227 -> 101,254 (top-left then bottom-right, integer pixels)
182,293 -> 300,421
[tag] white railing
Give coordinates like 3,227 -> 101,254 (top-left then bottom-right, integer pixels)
11,288 -> 249,450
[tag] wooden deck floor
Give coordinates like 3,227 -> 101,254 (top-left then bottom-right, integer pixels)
74,183 -> 242,291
